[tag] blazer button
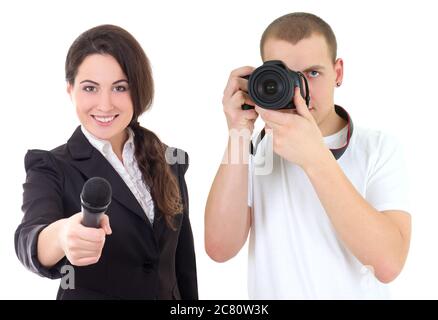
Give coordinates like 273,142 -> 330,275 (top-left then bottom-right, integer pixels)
142,262 -> 155,273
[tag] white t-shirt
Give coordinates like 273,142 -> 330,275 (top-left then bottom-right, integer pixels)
248,125 -> 410,299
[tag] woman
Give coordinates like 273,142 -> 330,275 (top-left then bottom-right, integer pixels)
14,25 -> 198,300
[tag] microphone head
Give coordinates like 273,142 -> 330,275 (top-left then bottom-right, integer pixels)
81,177 -> 112,212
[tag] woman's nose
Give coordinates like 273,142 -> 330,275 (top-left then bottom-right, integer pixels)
97,90 -> 114,112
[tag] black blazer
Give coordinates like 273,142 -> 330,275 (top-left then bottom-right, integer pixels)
15,126 -> 198,300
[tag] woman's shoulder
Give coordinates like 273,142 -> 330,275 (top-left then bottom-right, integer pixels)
164,146 -> 189,176
24,143 -> 70,173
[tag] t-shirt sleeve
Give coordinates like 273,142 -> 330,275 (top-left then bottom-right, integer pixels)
365,134 -> 411,213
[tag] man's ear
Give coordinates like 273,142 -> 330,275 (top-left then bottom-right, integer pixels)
334,58 -> 344,87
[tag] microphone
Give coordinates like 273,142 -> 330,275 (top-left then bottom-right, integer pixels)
80,177 -> 112,228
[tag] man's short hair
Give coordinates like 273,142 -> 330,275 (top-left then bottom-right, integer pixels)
260,12 -> 337,63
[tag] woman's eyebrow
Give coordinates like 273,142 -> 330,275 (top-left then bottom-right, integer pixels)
79,79 -> 128,85
80,79 -> 99,85
112,79 -> 129,85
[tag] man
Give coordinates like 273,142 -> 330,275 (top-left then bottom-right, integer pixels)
205,12 -> 411,299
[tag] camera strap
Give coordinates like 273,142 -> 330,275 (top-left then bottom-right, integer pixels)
296,71 -> 311,107
250,105 -> 354,160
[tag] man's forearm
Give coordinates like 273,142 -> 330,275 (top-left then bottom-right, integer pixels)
304,149 -> 409,283
205,135 -> 251,262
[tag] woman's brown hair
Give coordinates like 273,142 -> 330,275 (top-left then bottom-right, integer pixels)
65,24 -> 183,228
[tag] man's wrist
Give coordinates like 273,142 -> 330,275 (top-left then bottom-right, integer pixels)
302,147 -> 337,178
222,130 -> 252,166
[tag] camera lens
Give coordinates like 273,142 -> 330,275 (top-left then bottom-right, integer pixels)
255,71 -> 286,103
248,61 -> 295,110
246,60 -> 309,110
262,79 -> 278,95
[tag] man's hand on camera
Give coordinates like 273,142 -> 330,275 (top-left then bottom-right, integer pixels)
255,86 -> 331,170
223,66 -> 258,132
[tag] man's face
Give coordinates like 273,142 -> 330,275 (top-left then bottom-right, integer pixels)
262,34 -> 343,134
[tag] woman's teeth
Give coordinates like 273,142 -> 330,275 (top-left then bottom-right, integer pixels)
94,115 -> 116,123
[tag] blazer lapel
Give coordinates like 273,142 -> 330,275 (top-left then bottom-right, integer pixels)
66,126 -> 153,230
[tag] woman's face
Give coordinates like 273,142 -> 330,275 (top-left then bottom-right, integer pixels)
67,54 -> 133,143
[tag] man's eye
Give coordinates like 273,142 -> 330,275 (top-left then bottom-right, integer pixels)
113,86 -> 128,92
308,71 -> 320,78
83,86 -> 97,92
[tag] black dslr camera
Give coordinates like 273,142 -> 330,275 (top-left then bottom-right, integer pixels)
242,60 -> 310,110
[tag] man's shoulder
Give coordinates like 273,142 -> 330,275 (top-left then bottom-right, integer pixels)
352,126 -> 383,144
351,126 -> 400,153
346,126 -> 404,174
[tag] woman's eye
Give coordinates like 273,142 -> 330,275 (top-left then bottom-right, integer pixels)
83,86 -> 97,92
113,86 -> 128,92
308,70 -> 320,78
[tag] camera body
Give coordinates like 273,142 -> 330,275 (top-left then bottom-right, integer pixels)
242,60 -> 310,110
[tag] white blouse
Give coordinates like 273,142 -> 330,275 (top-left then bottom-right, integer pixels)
81,126 -> 155,224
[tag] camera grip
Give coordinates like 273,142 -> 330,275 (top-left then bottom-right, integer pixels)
241,104 -> 255,110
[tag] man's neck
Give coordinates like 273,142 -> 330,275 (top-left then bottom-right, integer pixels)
319,106 -> 348,137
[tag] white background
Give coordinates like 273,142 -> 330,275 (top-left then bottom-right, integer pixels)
1,0 -> 437,299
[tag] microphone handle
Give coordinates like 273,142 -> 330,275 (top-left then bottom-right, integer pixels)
82,206 -> 104,228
